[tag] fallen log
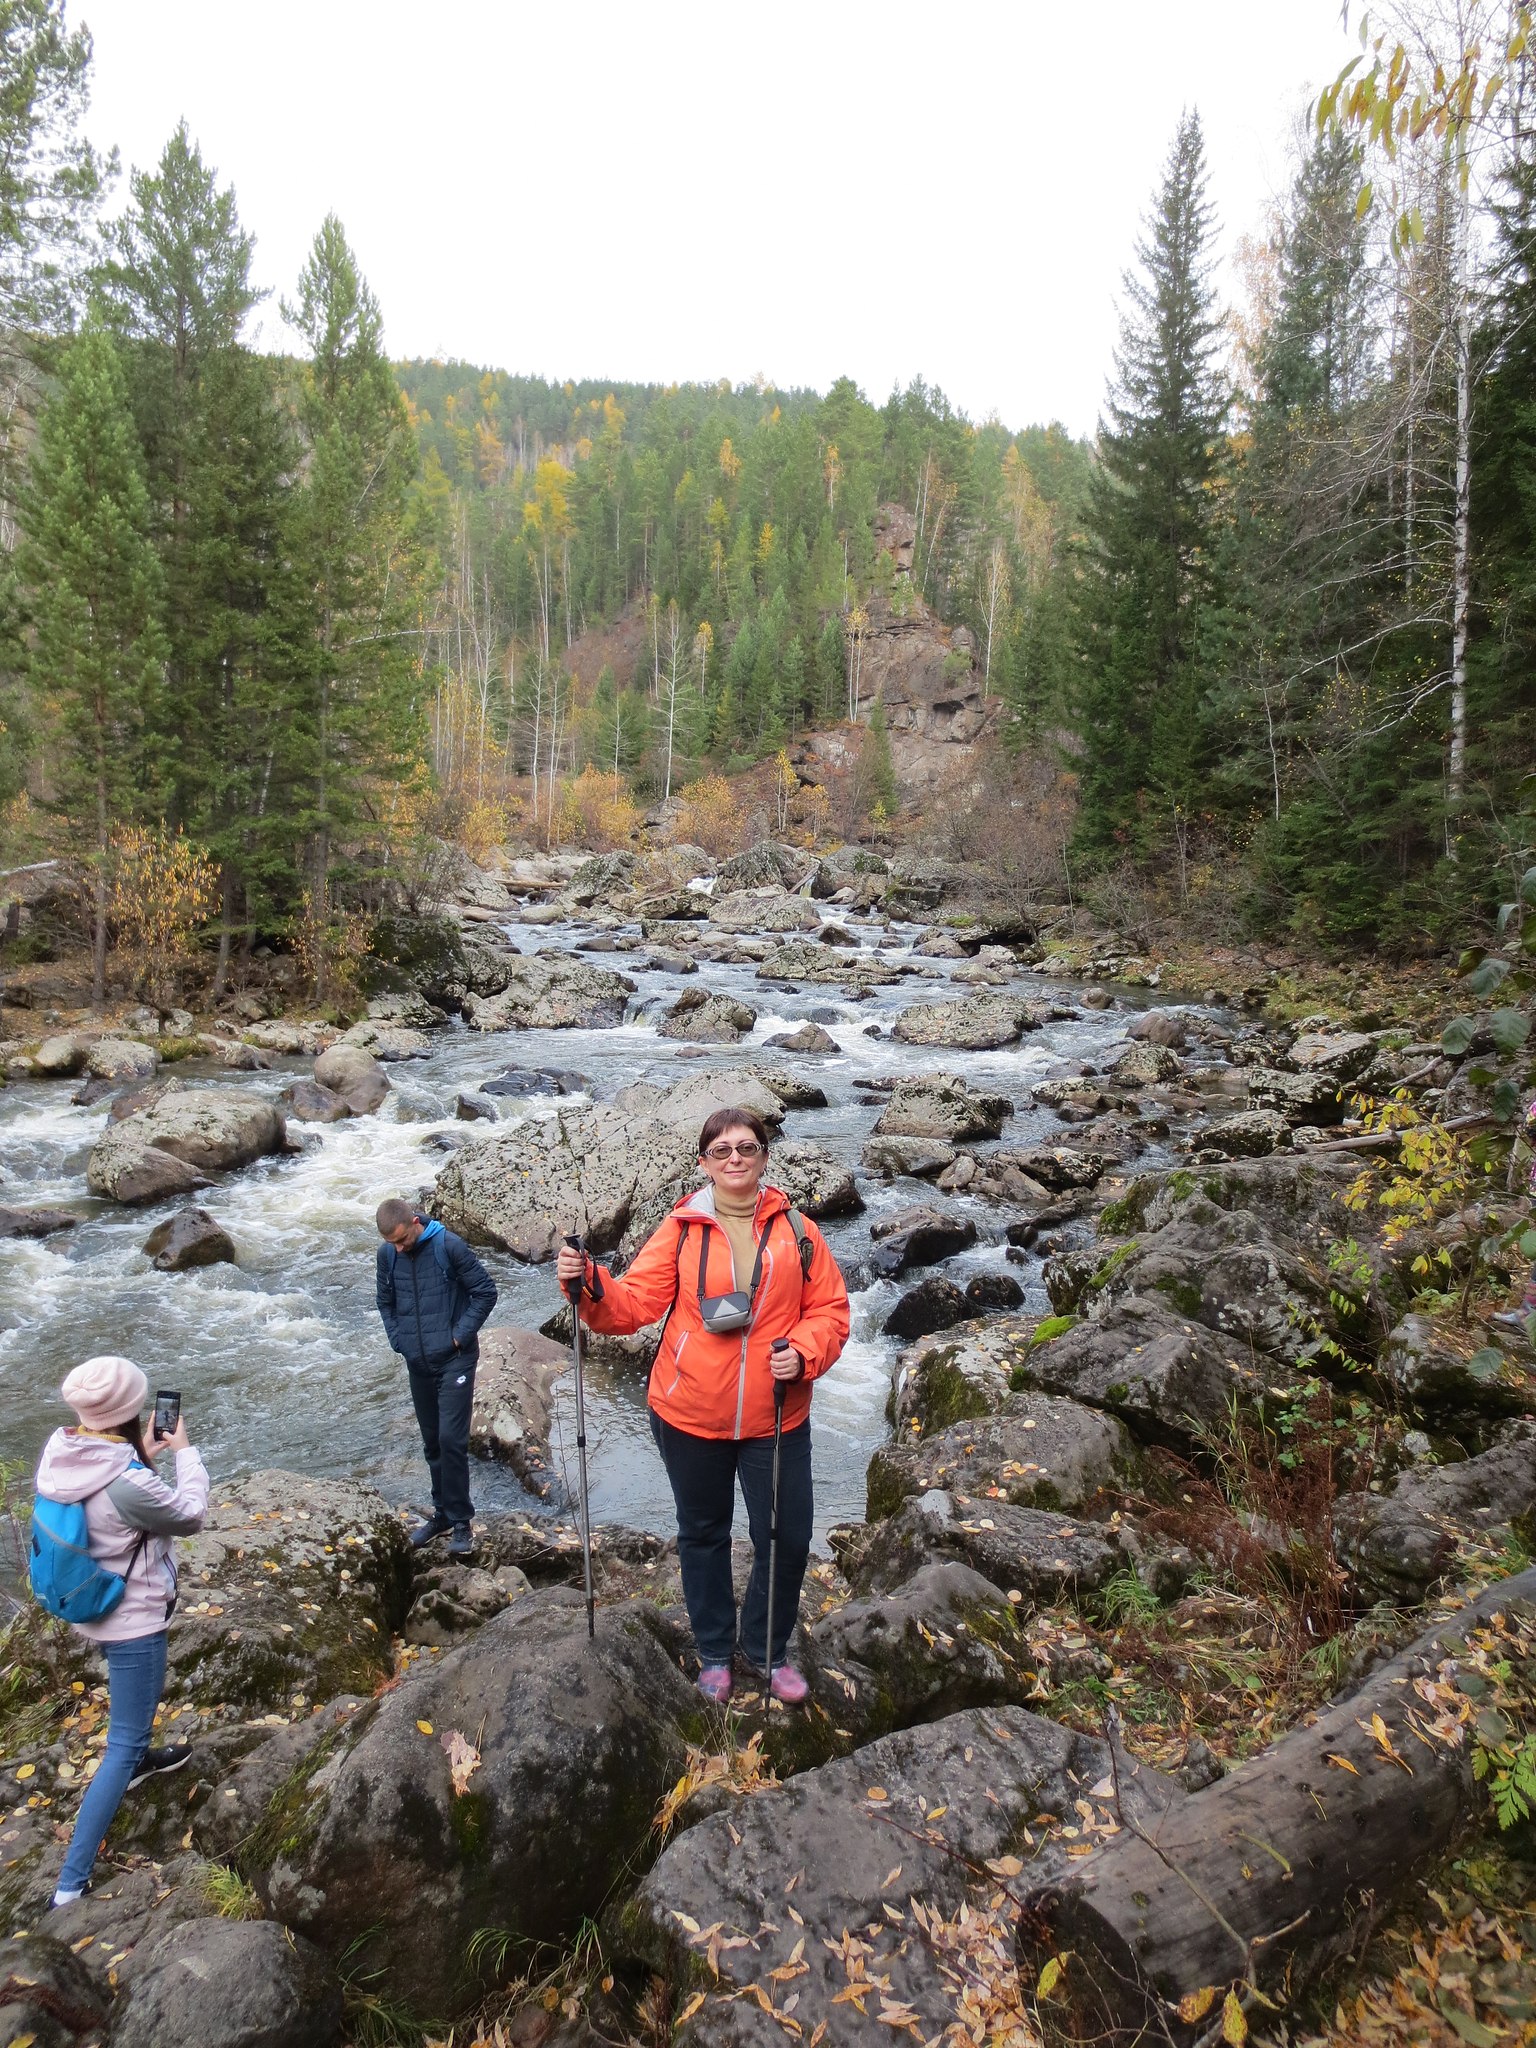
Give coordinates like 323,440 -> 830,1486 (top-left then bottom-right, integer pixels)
1299,1111 -> 1493,1156
1016,1565 -> 1536,2046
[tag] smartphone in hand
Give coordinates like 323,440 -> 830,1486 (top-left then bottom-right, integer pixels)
152,1389 -> 181,1442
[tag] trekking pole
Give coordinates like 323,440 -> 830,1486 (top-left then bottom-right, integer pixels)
764,1370 -> 787,1689
563,1234 -> 596,1640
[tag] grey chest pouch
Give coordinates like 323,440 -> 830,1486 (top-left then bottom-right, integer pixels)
696,1217 -> 768,1335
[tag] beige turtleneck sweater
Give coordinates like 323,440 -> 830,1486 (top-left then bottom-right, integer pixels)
712,1186 -> 760,1291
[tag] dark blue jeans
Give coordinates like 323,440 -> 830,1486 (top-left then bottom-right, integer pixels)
407,1351 -> 477,1526
650,1412 -> 813,1670
58,1630 -> 167,1894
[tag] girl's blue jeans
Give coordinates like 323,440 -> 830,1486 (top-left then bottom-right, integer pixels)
57,1630 -> 166,1895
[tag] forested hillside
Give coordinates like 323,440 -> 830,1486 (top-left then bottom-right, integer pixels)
0,0 -> 1533,1001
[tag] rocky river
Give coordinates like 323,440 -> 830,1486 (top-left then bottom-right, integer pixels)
2,840 -> 1534,2048
0,848 -> 1206,1541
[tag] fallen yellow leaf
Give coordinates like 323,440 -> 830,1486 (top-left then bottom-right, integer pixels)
416,1720 -> 434,1735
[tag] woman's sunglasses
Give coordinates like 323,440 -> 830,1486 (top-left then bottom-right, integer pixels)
703,1141 -> 764,1161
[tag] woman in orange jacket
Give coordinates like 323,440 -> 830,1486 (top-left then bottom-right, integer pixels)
556,1105 -> 850,1704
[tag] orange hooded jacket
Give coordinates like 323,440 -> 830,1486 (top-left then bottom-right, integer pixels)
576,1182 -> 850,1440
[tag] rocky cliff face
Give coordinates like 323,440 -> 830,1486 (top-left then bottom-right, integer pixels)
805,504 -> 1003,797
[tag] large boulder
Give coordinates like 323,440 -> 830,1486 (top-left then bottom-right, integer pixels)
851,1489 -> 1123,1602
338,1019 -> 432,1060
1202,1108 -> 1292,1158
891,1327 -> 1012,1433
891,995 -> 1036,1050
469,1325 -> 564,1485
0,1204 -> 79,1239
242,1019 -> 337,1056
1109,1041 -> 1181,1087
707,888 -> 821,935
87,1087 -> 286,1202
623,1707 -> 1181,2048
0,1933 -> 108,2043
764,1020 -> 838,1055
1087,1202 -> 1366,1366
860,1134 -> 956,1180
84,1035 -> 160,1081
869,1205 -> 978,1277
755,940 -> 902,988
764,1139 -> 864,1219
31,1031 -> 91,1075
872,1073 -> 1012,1142
463,952 -> 636,1030
867,1392 -> 1137,1520
1128,1009 -> 1188,1048
799,1562 -> 1033,1749
658,987 -> 757,1043
1337,1418 -> 1536,1600
432,1066 -> 788,1262
882,1275 -> 971,1340
714,840 -> 806,891
1245,1066 -> 1350,1126
142,1207 -> 236,1273
267,1590 -> 700,2017
1005,1144 -> 1108,1192
1286,1029 -> 1378,1082
169,1471 -> 411,1712
1017,1298 -> 1271,1449
279,1079 -> 352,1123
1379,1312 -> 1536,1422
312,1043 -> 391,1114
1103,1153 -> 1356,1242
111,1918 -> 344,2048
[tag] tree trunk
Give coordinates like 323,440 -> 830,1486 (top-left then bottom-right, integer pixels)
1017,1566 -> 1536,2047
1448,175 -> 1473,839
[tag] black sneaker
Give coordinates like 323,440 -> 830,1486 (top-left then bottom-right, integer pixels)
447,1523 -> 476,1560
127,1744 -> 192,1790
409,1512 -> 451,1549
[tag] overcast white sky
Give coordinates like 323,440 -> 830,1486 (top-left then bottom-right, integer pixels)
80,1 -> 1363,438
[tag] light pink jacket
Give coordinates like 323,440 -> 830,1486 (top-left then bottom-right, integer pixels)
34,1429 -> 209,1643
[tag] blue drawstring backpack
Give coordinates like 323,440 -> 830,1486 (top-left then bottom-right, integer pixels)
30,1485 -> 148,1624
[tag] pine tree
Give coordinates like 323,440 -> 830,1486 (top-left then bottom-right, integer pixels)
1075,110 -> 1228,857
19,320 -> 167,1002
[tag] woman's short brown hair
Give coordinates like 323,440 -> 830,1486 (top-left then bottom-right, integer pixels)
697,1105 -> 771,1156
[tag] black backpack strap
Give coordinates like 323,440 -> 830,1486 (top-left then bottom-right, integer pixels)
646,1221 -> 690,1390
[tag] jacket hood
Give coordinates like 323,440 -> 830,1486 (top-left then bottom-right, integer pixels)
673,1181 -> 792,1223
36,1428 -> 135,1503
417,1219 -> 445,1245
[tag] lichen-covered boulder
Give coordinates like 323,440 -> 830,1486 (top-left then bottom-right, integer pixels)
111,1917 -> 344,2048
867,1392 -> 1137,1520
87,1087 -> 286,1202
432,1066 -> 789,1261
1016,1298 -> 1271,1449
658,987 -> 757,1043
84,1036 -> 160,1081
850,1489 -> 1122,1602
765,1020 -> 838,1054
463,952 -> 635,1030
891,1327 -> 1013,1433
891,994 -> 1037,1050
872,1073 -> 1012,1142
169,1471 -> 411,1711
266,1590 -> 701,2018
338,1020 -> 432,1060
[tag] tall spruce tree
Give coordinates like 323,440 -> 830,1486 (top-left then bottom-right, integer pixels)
283,215 -> 422,911
1075,109 -> 1227,857
18,319 -> 167,1002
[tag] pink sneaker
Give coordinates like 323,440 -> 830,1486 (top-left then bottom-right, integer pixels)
769,1664 -> 808,1705
697,1664 -> 733,1703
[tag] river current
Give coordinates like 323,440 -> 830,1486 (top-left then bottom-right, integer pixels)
0,911 -> 1199,1542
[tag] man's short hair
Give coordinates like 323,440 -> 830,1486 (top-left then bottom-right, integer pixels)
376,1197 -> 418,1236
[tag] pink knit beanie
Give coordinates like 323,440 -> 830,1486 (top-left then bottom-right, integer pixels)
61,1356 -> 148,1429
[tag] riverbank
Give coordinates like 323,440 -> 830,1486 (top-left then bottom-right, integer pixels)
0,837 -> 1532,2046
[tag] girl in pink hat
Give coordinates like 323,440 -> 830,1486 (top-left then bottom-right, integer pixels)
35,1356 -> 208,1907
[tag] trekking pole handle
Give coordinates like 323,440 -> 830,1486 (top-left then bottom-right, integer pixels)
563,1232 -> 586,1304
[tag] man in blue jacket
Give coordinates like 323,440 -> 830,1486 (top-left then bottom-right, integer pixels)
375,1197 -> 499,1557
